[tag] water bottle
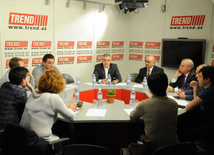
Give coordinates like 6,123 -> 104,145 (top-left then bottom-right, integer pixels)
142,77 -> 147,91
74,86 -> 79,103
76,76 -> 81,90
107,74 -> 111,88
92,74 -> 96,88
62,90 -> 67,100
126,75 -> 131,88
130,88 -> 136,107
97,88 -> 103,107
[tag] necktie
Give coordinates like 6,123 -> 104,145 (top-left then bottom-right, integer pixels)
146,69 -> 150,79
182,75 -> 186,88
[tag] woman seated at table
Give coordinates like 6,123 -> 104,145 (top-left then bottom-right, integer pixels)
20,69 -> 76,142
130,72 -> 179,151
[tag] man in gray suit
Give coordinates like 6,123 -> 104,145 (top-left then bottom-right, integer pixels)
93,54 -> 122,84
135,55 -> 164,84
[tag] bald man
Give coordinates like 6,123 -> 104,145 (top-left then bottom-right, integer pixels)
135,55 -> 164,84
176,64 -> 208,100
168,58 -> 196,91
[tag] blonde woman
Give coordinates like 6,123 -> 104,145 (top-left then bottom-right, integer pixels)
20,69 -> 76,142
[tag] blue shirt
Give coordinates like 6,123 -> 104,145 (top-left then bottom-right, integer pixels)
198,84 -> 214,125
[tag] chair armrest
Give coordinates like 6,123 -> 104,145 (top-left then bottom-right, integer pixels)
49,137 -> 70,145
120,148 -> 130,155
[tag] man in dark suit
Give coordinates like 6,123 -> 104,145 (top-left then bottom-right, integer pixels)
168,58 -> 196,91
0,67 -> 34,131
135,55 -> 164,83
93,54 -> 122,84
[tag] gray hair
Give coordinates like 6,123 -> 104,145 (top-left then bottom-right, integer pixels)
182,58 -> 194,70
102,54 -> 111,59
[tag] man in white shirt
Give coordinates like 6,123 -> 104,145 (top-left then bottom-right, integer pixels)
93,54 -> 122,84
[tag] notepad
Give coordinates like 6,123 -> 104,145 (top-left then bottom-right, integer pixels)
85,109 -> 107,117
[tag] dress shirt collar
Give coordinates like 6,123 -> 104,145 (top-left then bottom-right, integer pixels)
147,65 -> 154,73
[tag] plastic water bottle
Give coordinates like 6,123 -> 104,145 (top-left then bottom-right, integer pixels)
126,75 -> 131,88
130,88 -> 136,107
107,74 -> 111,88
62,90 -> 67,100
74,86 -> 79,103
76,76 -> 81,90
97,88 -> 103,107
142,77 -> 147,91
92,74 -> 96,88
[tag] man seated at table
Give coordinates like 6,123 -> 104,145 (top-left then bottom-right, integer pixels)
0,57 -> 35,96
0,67 -> 33,131
130,72 -> 179,151
32,54 -> 60,84
167,58 -> 196,92
178,66 -> 214,143
135,55 -> 164,84
176,64 -> 208,100
93,54 -> 122,84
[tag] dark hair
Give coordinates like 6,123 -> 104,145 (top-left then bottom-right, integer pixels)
9,57 -> 23,69
9,67 -> 29,85
147,72 -> 168,96
199,66 -> 214,84
43,54 -> 55,62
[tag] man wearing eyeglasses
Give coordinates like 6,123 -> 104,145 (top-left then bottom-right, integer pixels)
93,54 -> 122,84
168,58 -> 196,91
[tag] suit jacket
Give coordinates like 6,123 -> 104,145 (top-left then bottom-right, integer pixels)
169,69 -> 196,89
93,63 -> 122,83
0,82 -> 27,130
135,65 -> 164,83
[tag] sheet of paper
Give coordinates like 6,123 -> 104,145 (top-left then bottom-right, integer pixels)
124,109 -> 134,115
65,84 -> 76,91
167,95 -> 189,106
115,82 -> 127,86
85,109 -> 107,117
132,84 -> 143,88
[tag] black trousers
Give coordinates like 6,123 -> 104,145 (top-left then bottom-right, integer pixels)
177,107 -> 213,143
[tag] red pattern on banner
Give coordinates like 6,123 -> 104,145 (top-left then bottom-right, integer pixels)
171,15 -> 206,26
5,41 -> 28,47
112,54 -> 124,60
96,41 -> 110,47
32,58 -> 43,65
77,56 -> 92,62
96,55 -> 103,61
145,42 -> 161,48
9,12 -> 48,26
129,41 -> 143,47
32,41 -> 51,47
57,41 -> 75,47
112,41 -> 124,47
58,57 -> 75,63
77,41 -> 92,47
129,54 -> 143,60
